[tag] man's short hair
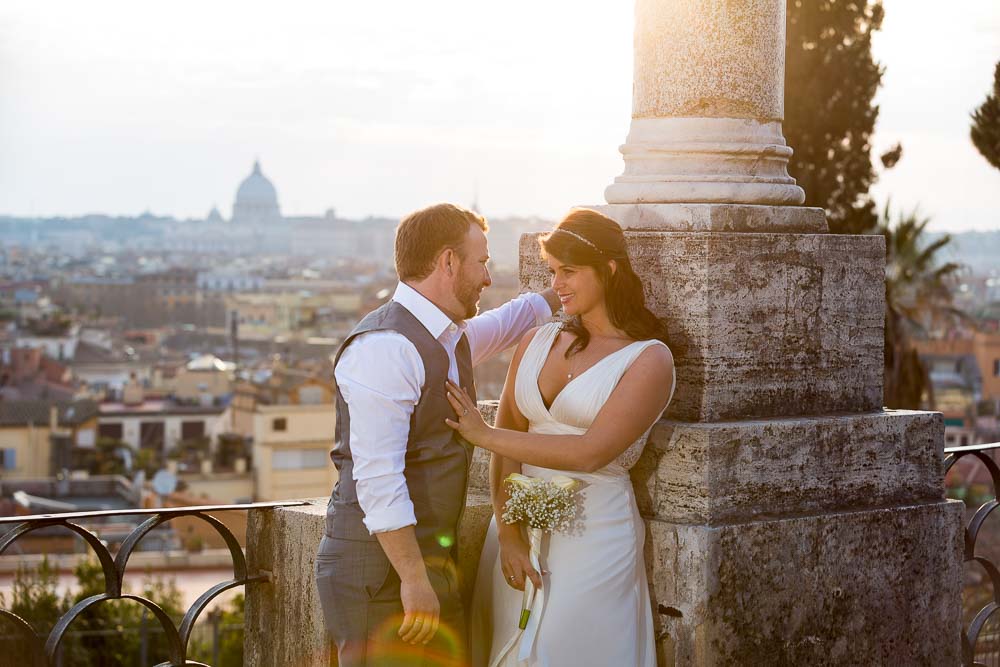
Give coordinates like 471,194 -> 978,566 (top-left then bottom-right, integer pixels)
394,203 -> 489,281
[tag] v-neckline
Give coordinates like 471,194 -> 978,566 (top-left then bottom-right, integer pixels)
535,327 -> 641,413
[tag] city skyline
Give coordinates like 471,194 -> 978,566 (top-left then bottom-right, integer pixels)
0,0 -> 998,231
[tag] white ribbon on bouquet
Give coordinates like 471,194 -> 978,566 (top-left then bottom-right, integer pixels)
489,473 -> 578,667
490,527 -> 544,667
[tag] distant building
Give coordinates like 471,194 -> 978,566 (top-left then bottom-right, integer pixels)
97,385 -> 227,459
14,321 -> 80,361
0,346 -> 78,401
224,292 -> 348,340
230,365 -> 336,501
915,331 -> 1000,445
289,215 -> 397,260
170,355 -> 234,404
56,272 -> 219,329
0,281 -> 54,321
0,400 -> 99,478
69,340 -> 151,398
197,269 -> 264,292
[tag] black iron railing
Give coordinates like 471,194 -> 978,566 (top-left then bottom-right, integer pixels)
0,501 -> 306,667
945,441 -> 1000,667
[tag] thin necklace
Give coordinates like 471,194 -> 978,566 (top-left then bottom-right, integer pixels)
567,353 -> 579,380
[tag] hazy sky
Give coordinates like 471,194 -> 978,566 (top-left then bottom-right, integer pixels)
0,1 -> 997,231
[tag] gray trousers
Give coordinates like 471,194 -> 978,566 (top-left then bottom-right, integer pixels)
316,536 -> 468,667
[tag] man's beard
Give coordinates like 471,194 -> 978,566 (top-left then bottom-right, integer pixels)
455,279 -> 481,320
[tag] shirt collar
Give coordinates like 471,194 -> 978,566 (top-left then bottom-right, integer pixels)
392,282 -> 465,341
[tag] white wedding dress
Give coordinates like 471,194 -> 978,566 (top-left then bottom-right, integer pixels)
469,322 -> 676,667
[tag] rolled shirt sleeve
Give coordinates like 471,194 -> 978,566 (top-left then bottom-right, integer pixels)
466,291 -> 552,366
334,331 -> 425,534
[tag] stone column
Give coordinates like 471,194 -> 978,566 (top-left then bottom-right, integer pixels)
601,0 -> 821,233
607,0 -> 803,207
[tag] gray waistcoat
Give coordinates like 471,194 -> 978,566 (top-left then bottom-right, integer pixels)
326,300 -> 476,565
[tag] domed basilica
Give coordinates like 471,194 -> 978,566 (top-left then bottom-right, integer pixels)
167,158 -> 396,258
232,160 -> 281,226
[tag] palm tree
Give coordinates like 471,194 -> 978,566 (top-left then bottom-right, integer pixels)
878,203 -> 967,409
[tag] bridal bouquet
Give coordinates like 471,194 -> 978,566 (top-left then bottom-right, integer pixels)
501,473 -> 579,629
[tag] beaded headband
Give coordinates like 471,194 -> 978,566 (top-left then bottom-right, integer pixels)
551,228 -> 602,254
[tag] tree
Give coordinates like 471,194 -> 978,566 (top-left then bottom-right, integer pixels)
189,593 -> 246,667
971,61 -> 1000,171
1,557 -> 185,666
2,557 -> 246,666
879,204 -> 966,409
1,555 -> 63,661
60,558 -> 184,666
785,0 -> 885,234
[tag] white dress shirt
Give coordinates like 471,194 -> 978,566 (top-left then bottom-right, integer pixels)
335,282 -> 551,534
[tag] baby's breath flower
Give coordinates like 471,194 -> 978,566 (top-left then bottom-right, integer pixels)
502,476 -> 578,533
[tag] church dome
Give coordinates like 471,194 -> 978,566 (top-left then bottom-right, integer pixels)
233,160 -> 281,225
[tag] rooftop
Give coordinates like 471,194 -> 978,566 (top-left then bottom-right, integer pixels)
0,399 -> 99,427
98,399 -> 226,417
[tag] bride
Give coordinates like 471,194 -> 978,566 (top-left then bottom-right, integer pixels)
444,208 -> 676,667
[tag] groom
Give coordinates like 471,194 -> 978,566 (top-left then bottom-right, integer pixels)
316,203 -> 559,666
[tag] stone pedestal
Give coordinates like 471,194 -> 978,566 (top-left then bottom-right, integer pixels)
462,405 -> 963,664
649,502 -> 961,665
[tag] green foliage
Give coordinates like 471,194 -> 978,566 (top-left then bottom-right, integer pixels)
785,0 -> 885,234
91,437 -> 128,476
215,593 -> 245,667
168,436 -> 211,466
971,61 -> 1000,171
189,594 -> 245,667
0,556 -> 246,666
878,203 -> 967,409
4,555 -> 63,645
134,447 -> 162,476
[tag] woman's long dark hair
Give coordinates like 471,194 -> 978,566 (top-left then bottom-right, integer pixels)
539,208 -> 669,358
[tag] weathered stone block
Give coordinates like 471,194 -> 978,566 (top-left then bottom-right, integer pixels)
647,500 -> 964,666
458,493 -> 493,604
631,410 -> 946,524
520,230 -> 886,422
245,499 -> 330,667
468,401 -> 499,495
243,492 -> 497,665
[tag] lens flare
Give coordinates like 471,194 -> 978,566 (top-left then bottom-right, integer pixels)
368,612 -> 467,666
